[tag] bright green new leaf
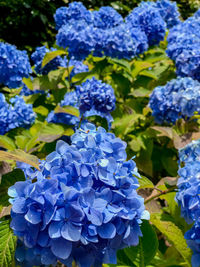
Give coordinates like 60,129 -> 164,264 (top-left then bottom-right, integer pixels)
151,213 -> 192,266
0,219 -> 17,267
138,175 -> 154,189
42,50 -> 66,68
0,136 -> 16,151
22,77 -> 33,90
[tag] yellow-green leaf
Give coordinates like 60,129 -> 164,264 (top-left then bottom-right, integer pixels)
42,50 -> 67,68
0,136 -> 16,151
54,105 -> 80,117
0,219 -> 16,267
0,150 -> 39,170
151,213 -> 192,266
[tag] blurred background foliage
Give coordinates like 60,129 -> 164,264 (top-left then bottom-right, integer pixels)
0,0 -> 199,51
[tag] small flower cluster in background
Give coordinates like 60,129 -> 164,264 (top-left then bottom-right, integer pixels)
176,140 -> 200,267
149,77 -> 200,124
48,77 -> 116,126
167,10 -> 200,81
0,93 -> 35,135
9,123 -> 148,266
55,0 -> 180,60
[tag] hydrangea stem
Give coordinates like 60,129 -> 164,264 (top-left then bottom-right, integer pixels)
144,186 -> 177,204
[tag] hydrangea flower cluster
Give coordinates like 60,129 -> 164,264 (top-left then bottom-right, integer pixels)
92,6 -> 123,29
149,77 -> 200,124
0,93 -> 35,135
9,123 -> 148,266
167,13 -> 200,81
47,77 -> 116,127
0,42 -> 31,88
155,0 -> 180,29
54,2 -> 93,30
57,1 -> 173,60
176,140 -> 200,267
125,1 -> 166,46
47,91 -> 79,126
31,46 -> 66,75
76,77 -> 116,122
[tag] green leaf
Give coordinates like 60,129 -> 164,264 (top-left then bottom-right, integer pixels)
131,61 -> 153,79
130,88 -> 150,98
37,123 -> 73,142
139,70 -> 158,80
0,150 -> 39,170
33,105 -> 49,116
150,213 -> 192,266
42,50 -> 66,68
0,136 -> 16,151
22,77 -> 33,90
119,221 -> 158,267
54,105 -> 80,117
0,168 -> 25,207
109,58 -> 131,72
0,219 -> 16,267
138,175 -> 154,189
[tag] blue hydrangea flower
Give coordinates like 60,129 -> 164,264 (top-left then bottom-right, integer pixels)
177,139 -> 200,267
31,46 -> 66,75
76,77 -> 116,125
179,140 -> 200,164
155,0 -> 180,28
47,91 -> 79,126
92,6 -> 123,29
167,15 -> 200,81
0,42 -> 31,88
149,77 -> 200,124
0,93 -> 35,135
9,123 -> 148,267
56,21 -> 95,60
125,2 -> 166,46
176,161 -> 200,223
185,222 -> 200,267
96,24 -> 148,60
54,2 -> 92,30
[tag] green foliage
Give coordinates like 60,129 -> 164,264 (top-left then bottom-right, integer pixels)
151,213 -> 192,266
0,219 -> 16,267
0,169 -> 25,207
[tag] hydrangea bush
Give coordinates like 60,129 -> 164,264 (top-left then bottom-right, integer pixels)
0,1 -> 200,267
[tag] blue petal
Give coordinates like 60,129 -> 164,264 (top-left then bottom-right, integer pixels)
10,215 -> 26,231
51,238 -> 72,260
97,223 -> 116,239
61,222 -> 81,241
24,206 -> 42,224
12,198 -> 27,214
48,221 -> 62,239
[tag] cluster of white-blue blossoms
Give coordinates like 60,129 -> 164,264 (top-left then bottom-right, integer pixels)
0,42 -> 31,88
47,77 -> 116,126
149,77 -> 200,124
0,93 -> 35,135
176,140 -> 200,267
9,123 -> 149,267
31,45 -> 89,77
55,0 -> 179,60
167,10 -> 200,81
